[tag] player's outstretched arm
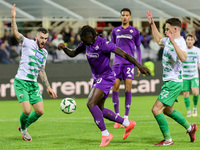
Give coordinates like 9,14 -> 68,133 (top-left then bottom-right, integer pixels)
114,47 -> 151,75
145,10 -> 163,45
11,4 -> 24,43
39,66 -> 57,98
58,43 -> 85,57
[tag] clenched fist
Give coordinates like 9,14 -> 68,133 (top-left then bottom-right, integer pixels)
58,43 -> 65,50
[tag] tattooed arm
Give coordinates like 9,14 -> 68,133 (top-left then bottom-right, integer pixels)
11,4 -> 24,43
39,66 -> 57,98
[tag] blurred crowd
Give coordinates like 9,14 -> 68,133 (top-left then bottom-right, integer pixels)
1,21 -> 200,64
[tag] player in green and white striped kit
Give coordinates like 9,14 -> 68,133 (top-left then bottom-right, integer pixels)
12,4 -> 57,141
183,34 -> 200,117
146,10 -> 197,146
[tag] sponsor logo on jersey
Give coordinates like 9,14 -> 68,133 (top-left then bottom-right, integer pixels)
117,29 -> 120,32
35,51 -> 44,62
106,41 -> 109,45
86,52 -> 99,58
117,34 -> 132,39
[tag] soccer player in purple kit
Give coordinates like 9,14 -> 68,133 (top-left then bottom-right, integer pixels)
58,25 -> 150,147
111,8 -> 142,129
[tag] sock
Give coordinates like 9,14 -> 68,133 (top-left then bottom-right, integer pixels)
124,115 -> 128,120
101,129 -> 109,136
102,108 -> 124,124
20,112 -> 29,130
193,95 -> 199,108
112,91 -> 119,114
122,119 -> 130,127
184,97 -> 191,111
125,92 -> 132,116
90,105 -> 106,132
187,125 -> 192,132
25,111 -> 42,129
167,110 -> 190,130
154,113 -> 171,140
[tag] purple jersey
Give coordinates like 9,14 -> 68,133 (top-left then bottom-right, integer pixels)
111,25 -> 141,65
77,36 -> 117,79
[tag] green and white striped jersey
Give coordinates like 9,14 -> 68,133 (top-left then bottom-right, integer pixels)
15,38 -> 48,82
183,46 -> 200,80
162,37 -> 187,82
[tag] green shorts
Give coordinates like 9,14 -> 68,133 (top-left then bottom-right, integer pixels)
14,77 -> 43,104
158,81 -> 183,106
183,78 -> 199,91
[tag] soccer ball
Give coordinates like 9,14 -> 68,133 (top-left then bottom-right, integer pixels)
60,98 -> 77,114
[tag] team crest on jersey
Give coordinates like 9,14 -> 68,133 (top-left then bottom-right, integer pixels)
106,41 -> 109,45
130,29 -> 133,33
117,29 -> 120,32
95,45 -> 99,50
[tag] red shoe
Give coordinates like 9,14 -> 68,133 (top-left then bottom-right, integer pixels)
187,124 -> 197,142
100,133 -> 113,147
114,122 -> 120,129
123,120 -> 136,140
154,140 -> 174,146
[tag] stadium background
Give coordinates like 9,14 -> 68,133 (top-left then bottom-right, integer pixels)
1,0 -> 200,100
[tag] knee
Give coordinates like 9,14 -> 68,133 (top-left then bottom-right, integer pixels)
24,109 -> 31,115
183,91 -> 189,98
193,91 -> 199,96
125,87 -> 131,93
86,100 -> 95,110
151,106 -> 157,115
113,87 -> 119,92
36,109 -> 44,116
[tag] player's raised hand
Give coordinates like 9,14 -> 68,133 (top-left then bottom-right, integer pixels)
12,4 -> 16,18
145,10 -> 154,25
138,66 -> 151,76
58,43 -> 65,50
165,28 -> 175,43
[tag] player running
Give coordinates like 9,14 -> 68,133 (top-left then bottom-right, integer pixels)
183,34 -> 200,117
111,8 -> 142,129
146,10 -> 197,145
58,25 -> 150,147
12,4 -> 57,141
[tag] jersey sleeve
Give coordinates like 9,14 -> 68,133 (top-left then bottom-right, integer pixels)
110,28 -> 116,44
22,37 -> 30,47
161,37 -> 168,46
135,29 -> 141,47
101,41 -> 117,53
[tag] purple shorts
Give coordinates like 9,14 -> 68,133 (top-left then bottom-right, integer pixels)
91,76 -> 115,99
113,64 -> 135,80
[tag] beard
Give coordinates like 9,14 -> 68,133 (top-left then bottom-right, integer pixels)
37,40 -> 44,49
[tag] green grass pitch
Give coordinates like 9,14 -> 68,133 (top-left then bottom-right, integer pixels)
0,95 -> 199,150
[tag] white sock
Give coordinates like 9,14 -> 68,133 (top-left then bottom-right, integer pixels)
124,115 -> 128,120
116,113 -> 120,116
193,108 -> 197,111
187,110 -> 191,114
122,119 -> 130,127
21,128 -> 27,133
187,125 -> 192,132
166,138 -> 173,142
101,129 -> 109,136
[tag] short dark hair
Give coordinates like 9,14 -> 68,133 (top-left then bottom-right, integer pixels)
79,25 -> 97,39
186,33 -> 195,39
120,8 -> 131,15
37,27 -> 48,34
166,18 -> 182,28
